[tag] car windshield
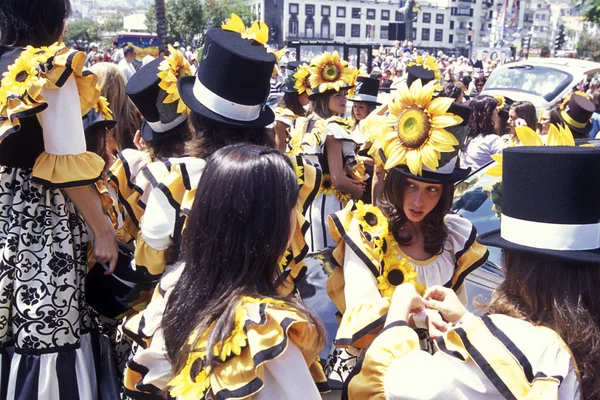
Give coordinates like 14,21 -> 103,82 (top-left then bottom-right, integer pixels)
485,65 -> 572,98
452,163 -> 503,270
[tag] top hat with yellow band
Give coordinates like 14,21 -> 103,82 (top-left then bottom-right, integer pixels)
559,92 -> 594,138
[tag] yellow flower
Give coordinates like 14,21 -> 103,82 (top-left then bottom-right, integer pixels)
157,44 -> 192,115
320,174 -> 336,196
375,79 -> 462,176
214,305 -> 248,361
1,54 -> 40,98
222,13 -> 269,45
377,256 -> 425,298
293,64 -> 312,96
515,125 -> 543,146
347,68 -> 361,98
352,201 -> 388,239
168,359 -> 211,400
547,123 -> 575,146
21,43 -> 63,64
408,55 -> 442,80
495,95 -> 506,110
295,164 -> 304,186
309,51 -> 355,94
93,96 -> 113,121
279,249 -> 292,272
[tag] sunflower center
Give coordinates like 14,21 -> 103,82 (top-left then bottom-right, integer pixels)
15,71 -> 29,83
397,106 -> 432,148
190,357 -> 205,381
322,63 -> 340,81
322,177 -> 332,189
364,212 -> 378,227
387,269 -> 405,286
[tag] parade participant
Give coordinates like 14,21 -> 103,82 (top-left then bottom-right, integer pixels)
0,0 -> 119,397
273,61 -> 309,152
294,50 -> 364,252
160,144 -> 326,399
507,100 -> 537,133
460,95 -> 506,170
348,76 -> 382,204
349,146 -> 600,399
122,15 -> 324,397
325,76 -> 488,387
558,91 -> 595,139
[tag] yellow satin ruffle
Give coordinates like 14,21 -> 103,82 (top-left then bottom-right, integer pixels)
32,151 -> 104,188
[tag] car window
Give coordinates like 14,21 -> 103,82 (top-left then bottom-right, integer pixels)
452,163 -> 503,269
486,66 -> 572,99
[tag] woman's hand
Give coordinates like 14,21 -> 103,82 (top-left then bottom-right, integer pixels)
426,309 -> 450,339
349,179 -> 367,199
423,286 -> 467,323
133,130 -> 147,151
385,283 -> 424,327
92,229 -> 119,275
514,118 -> 528,128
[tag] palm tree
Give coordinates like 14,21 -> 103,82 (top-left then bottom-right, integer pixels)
156,0 -> 168,52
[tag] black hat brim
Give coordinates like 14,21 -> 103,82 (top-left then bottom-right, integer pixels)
140,118 -> 187,143
478,229 -> 600,264
178,76 -> 274,127
84,120 -> 117,137
396,164 -> 471,184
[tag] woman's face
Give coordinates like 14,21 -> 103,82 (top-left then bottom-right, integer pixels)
402,178 -> 443,224
352,102 -> 372,121
298,92 -> 309,107
328,90 -> 348,115
540,110 -> 552,135
507,108 -> 518,133
475,81 -> 485,93
492,108 -> 500,133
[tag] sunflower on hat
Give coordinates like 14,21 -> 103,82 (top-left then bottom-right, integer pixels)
369,79 -> 463,176
308,51 -> 356,94
293,63 -> 312,96
93,96 -> 113,121
157,44 -> 192,115
495,95 -> 506,110
408,55 -> 442,80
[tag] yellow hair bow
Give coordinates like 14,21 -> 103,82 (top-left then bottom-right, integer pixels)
222,13 -> 269,45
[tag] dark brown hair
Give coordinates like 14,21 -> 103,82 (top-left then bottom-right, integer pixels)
162,144 -> 325,379
277,92 -> 306,117
484,251 -> 600,398
467,95 -> 498,138
510,101 -> 537,131
378,168 -> 454,255
146,124 -> 190,161
0,0 -> 71,47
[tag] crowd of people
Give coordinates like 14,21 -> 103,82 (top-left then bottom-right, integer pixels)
0,1 -> 599,399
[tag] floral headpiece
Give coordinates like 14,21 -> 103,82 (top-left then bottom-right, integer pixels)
346,68 -> 362,99
157,44 -> 192,115
93,96 -> 113,121
222,13 -> 269,45
369,79 -> 463,176
495,95 -> 506,110
408,55 -> 442,80
293,63 -> 312,96
308,51 -> 356,95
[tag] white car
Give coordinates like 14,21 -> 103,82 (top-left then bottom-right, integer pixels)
481,58 -> 600,113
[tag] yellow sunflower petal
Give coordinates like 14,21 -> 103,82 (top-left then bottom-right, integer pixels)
222,13 -> 246,33
405,150 -> 422,176
420,145 -> 439,171
515,126 -> 542,146
428,97 -> 454,117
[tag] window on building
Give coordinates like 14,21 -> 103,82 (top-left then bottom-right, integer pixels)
289,18 -> 298,36
367,9 -> 376,19
352,8 -> 361,18
459,21 -> 467,29
450,21 -> 454,29
305,4 -> 315,16
534,26 -> 540,32
468,34 -> 472,42
382,10 -> 390,20
423,12 -> 431,23
336,23 -> 346,36
322,21 -> 330,38
435,29 -> 443,41
306,19 -> 314,37
436,14 -> 444,24
413,27 -> 417,39
395,11 -> 405,22
322,5 -> 330,17
337,6 -> 346,18
381,25 -> 389,39
351,24 -> 360,37
289,3 -> 298,14
422,28 -> 430,41
449,34 -> 453,43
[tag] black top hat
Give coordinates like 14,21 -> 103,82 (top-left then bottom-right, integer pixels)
406,65 -> 436,87
125,57 -> 188,142
478,146 -> 600,264
178,28 -> 276,127
282,61 -> 306,93
348,77 -> 381,105
82,108 -> 116,138
560,93 -> 594,137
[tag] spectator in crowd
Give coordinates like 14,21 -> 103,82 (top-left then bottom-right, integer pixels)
589,91 -> 600,138
118,45 -> 136,81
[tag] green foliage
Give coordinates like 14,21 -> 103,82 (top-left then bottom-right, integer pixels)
66,19 -> 100,42
577,29 -> 600,60
101,13 -> 124,33
203,0 -> 255,30
146,4 -> 157,33
167,0 -> 204,44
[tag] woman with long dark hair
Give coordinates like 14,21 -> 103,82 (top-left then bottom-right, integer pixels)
349,146 -> 600,399
460,95 -> 506,170
294,51 -> 365,252
0,0 -> 119,397
122,16 -> 324,397
156,144 -> 326,399
325,72 -> 488,388
273,61 -> 309,152
505,100 -> 538,145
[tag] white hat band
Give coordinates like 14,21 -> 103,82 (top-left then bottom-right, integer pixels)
501,214 -> 600,251
193,78 -> 262,122
352,94 -> 379,103
147,114 -> 188,133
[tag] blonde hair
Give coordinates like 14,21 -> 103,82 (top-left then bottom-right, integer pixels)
90,62 -> 140,151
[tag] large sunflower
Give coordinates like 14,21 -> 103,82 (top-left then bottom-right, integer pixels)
1,54 -> 41,98
308,51 -> 355,94
157,44 -> 192,114
495,95 -> 506,110
377,256 -> 425,298
293,64 -> 312,96
375,79 -> 462,176
408,55 -> 442,80
352,201 -> 388,239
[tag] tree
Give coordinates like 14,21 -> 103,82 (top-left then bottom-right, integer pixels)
577,29 -> 600,60
203,0 -> 255,33
145,4 -> 156,33
156,0 -> 168,52
576,0 -> 600,23
101,13 -> 124,33
166,0 -> 204,44
66,19 -> 101,42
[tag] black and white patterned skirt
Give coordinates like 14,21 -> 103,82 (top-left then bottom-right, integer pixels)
0,166 -> 99,399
